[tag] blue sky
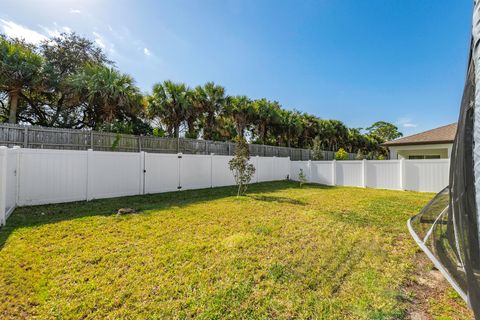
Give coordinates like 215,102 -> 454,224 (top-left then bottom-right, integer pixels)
0,0 -> 472,135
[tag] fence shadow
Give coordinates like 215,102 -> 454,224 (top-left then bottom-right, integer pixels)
0,181 -> 331,250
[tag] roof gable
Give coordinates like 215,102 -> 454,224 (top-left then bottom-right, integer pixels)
382,123 -> 457,146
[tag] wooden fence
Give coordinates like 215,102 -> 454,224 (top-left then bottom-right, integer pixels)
0,123 -> 355,161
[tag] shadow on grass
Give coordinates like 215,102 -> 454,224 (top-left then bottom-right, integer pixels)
0,181 -> 333,250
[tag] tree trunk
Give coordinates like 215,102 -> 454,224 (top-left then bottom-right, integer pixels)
204,113 -> 214,140
8,90 -> 19,124
174,125 -> 179,138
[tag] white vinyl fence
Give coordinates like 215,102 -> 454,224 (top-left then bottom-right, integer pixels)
0,147 -> 450,226
290,159 -> 450,193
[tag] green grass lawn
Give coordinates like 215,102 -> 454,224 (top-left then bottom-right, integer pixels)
0,181 -> 469,319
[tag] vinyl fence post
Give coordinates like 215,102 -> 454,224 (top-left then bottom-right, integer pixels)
139,151 -> 145,195
210,153 -> 214,188
177,152 -> 182,190
273,156 -> 277,180
86,149 -> 93,201
362,159 -> 367,188
0,147 -> 8,226
13,146 -> 20,206
308,160 -> 312,182
400,159 -> 406,191
256,155 -> 259,183
332,160 -> 337,186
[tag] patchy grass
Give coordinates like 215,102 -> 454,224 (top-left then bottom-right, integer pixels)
0,181 -> 471,319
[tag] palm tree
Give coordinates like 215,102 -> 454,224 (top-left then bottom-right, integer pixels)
274,109 -> 303,147
0,38 -> 43,123
147,80 -> 190,138
299,113 -> 320,147
192,82 -> 226,140
70,64 -> 143,128
252,98 -> 281,144
226,95 -> 254,138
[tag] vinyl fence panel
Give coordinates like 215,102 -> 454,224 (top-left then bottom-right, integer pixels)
311,161 -> 335,185
404,160 -> 450,193
273,157 -> 291,181
336,161 -> 363,187
290,161 -> 310,181
366,160 -> 402,190
18,149 -> 88,205
88,151 -> 142,199
257,157 -> 275,182
211,155 -> 235,187
144,153 -> 180,193
180,154 -> 212,190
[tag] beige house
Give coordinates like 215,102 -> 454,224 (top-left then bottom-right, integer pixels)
382,123 -> 457,160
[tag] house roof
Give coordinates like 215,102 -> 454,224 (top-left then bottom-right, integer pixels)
382,123 -> 457,147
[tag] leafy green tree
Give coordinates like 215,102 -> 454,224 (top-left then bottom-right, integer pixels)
229,137 -> 256,196
148,80 -> 190,138
335,148 -> 348,160
211,115 -> 237,141
0,37 -> 43,123
70,64 -> 143,128
366,121 -> 402,142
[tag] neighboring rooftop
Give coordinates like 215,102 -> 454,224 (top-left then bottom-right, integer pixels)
382,123 -> 457,146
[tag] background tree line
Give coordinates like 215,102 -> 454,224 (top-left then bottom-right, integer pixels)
0,32 -> 402,157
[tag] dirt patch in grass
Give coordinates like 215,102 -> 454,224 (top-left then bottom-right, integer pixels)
402,252 -> 473,319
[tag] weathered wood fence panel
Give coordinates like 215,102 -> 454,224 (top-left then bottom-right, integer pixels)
0,123 -> 355,160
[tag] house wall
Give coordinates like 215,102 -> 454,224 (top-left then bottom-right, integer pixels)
388,143 -> 453,160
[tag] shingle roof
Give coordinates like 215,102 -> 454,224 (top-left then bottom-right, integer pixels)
382,123 -> 457,147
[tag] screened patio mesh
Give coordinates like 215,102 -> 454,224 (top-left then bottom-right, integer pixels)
408,2 -> 480,318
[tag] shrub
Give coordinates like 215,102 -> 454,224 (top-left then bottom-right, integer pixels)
229,137 -> 256,196
335,148 -> 348,160
355,149 -> 365,160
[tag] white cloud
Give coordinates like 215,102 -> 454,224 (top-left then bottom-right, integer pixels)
41,23 -> 72,38
92,31 -> 115,54
397,117 -> 418,129
92,31 -> 106,48
143,47 -> 151,56
0,19 -> 47,43
70,9 -> 81,14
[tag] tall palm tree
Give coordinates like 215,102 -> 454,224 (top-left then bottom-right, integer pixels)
226,95 -> 254,138
252,98 -> 281,144
147,80 -> 190,138
299,113 -> 320,148
70,64 -> 143,128
277,109 -> 303,147
0,38 -> 43,123
192,82 -> 226,140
